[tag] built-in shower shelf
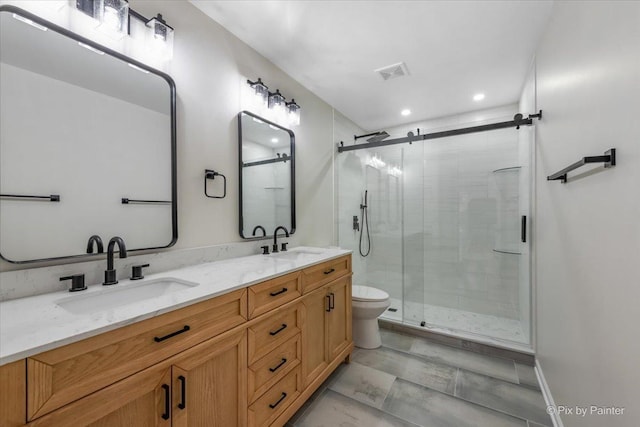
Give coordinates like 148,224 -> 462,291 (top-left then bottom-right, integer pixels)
493,248 -> 521,255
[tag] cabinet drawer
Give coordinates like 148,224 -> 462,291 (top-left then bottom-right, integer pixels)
248,366 -> 301,427
302,255 -> 351,293
248,334 -> 300,403
248,303 -> 302,364
27,288 -> 247,421
248,271 -> 302,319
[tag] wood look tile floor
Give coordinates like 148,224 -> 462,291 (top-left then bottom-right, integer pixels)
286,329 -> 552,427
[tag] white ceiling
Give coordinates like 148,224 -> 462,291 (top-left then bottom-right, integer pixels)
191,0 -> 553,131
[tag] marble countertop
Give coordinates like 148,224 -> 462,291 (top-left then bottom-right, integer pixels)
0,246 -> 351,366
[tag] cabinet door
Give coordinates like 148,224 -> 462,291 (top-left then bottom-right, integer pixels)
26,363 -> 172,427
327,276 -> 352,362
172,328 -> 247,427
301,286 -> 329,387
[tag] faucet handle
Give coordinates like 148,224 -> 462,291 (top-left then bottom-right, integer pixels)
281,242 -> 289,252
60,274 -> 87,292
130,264 -> 150,280
261,245 -> 270,255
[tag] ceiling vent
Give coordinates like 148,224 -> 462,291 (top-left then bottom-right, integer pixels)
374,62 -> 410,81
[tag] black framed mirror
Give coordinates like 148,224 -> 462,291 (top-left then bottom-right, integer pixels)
238,111 -> 295,239
0,6 -> 177,263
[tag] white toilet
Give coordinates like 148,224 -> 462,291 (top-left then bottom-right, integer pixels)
351,285 -> 391,349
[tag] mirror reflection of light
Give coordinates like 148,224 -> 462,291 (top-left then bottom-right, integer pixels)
271,138 -> 279,144
367,154 -> 386,169
12,14 -> 48,31
252,117 -> 265,124
127,63 -> 150,74
78,42 -> 105,55
388,166 -> 403,177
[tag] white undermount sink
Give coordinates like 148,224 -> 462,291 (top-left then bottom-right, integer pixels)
55,278 -> 199,315
270,248 -> 325,260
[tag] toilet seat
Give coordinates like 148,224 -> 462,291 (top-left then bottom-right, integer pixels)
352,285 -> 389,302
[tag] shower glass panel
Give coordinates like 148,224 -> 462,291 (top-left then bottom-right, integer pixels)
336,123 -> 532,348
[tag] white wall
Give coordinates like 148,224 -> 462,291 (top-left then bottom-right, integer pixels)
0,0 -> 337,274
533,2 -> 640,426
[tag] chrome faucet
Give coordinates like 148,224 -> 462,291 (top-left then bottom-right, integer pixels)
103,237 -> 127,285
252,225 -> 267,237
272,226 -> 289,253
86,235 -> 104,254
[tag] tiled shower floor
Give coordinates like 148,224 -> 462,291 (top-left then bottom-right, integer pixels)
286,328 -> 551,427
382,298 -> 527,345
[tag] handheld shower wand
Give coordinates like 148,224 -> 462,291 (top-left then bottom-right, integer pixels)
359,190 -> 371,257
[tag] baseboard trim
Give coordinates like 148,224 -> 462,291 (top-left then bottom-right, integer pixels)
379,319 -> 535,365
535,359 -> 563,427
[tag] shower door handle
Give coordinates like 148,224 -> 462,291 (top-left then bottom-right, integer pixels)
521,215 -> 527,243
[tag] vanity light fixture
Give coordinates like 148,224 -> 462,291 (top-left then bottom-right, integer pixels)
271,138 -> 279,144
94,0 -> 129,38
286,99 -> 301,127
144,14 -> 174,60
473,93 -> 485,101
245,78 -> 302,127
247,78 -> 270,111
401,109 -> 411,116
73,0 -> 175,61
12,13 -> 48,31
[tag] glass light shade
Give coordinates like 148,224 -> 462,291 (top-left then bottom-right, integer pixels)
94,0 -> 128,38
268,90 -> 287,126
268,89 -> 285,110
145,14 -> 174,61
286,99 -> 301,127
246,78 -> 269,114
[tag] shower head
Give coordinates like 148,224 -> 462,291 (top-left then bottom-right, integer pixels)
366,131 -> 390,143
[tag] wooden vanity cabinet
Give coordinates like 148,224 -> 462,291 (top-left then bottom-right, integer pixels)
301,275 -> 352,387
26,288 -> 247,421
24,328 -> 247,427
1,253 -> 353,427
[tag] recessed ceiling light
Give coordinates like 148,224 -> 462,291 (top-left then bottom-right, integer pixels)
473,93 -> 485,101
271,138 -> 279,143
401,109 -> 411,116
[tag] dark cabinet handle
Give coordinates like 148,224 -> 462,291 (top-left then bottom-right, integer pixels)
269,358 -> 287,373
269,323 -> 287,336
269,392 -> 287,409
269,287 -> 288,297
326,295 -> 332,312
521,215 -> 527,243
178,375 -> 186,410
154,325 -> 190,342
323,268 -> 336,275
161,384 -> 170,420
330,292 -> 335,310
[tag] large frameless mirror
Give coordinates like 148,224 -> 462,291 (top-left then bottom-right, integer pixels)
0,6 -> 177,263
238,111 -> 295,239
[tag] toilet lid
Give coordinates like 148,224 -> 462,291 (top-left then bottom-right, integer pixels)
352,285 -> 389,302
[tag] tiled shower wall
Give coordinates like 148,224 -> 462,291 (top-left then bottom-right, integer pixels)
417,128 -> 522,321
337,105 -> 531,343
